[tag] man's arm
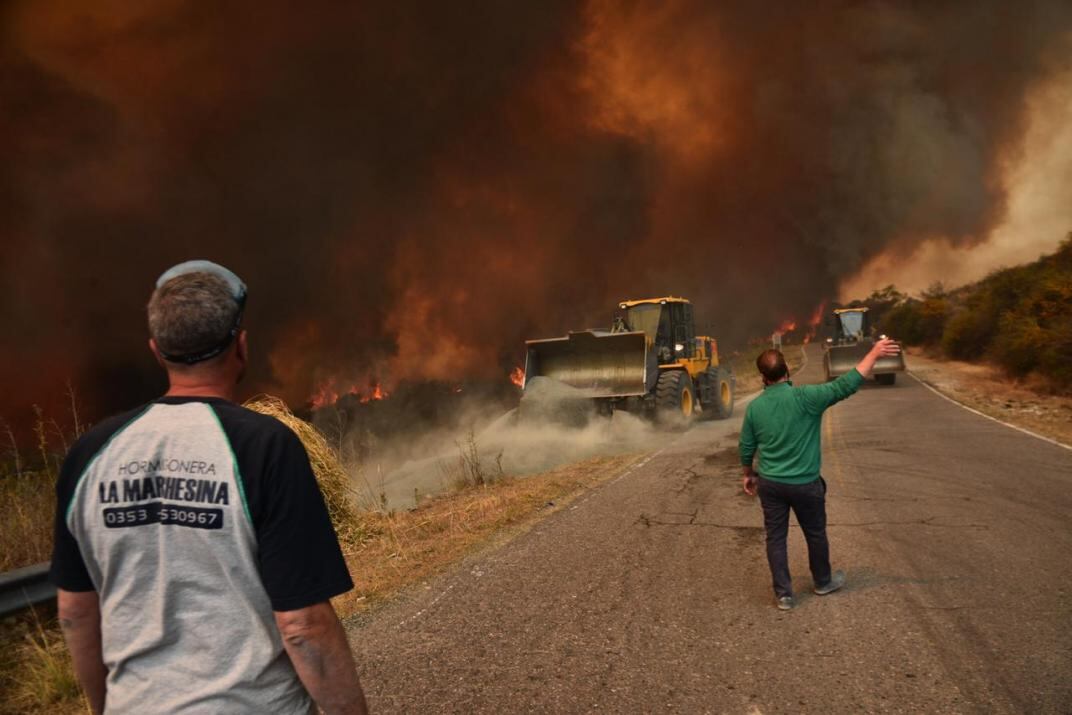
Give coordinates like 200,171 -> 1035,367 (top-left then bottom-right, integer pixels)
739,407 -> 759,496
228,420 -> 364,711
57,589 -> 107,715
800,338 -> 901,412
855,337 -> 901,379
275,601 -> 369,715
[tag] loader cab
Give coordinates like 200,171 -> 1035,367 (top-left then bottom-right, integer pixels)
619,297 -> 695,364
831,307 -> 870,344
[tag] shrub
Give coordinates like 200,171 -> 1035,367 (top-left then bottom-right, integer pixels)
991,312 -> 1048,377
917,297 -> 950,345
1037,319 -> 1072,384
882,301 -> 925,345
941,308 -> 993,360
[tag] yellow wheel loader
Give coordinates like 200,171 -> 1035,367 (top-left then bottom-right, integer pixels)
521,297 -> 735,424
822,307 -> 905,384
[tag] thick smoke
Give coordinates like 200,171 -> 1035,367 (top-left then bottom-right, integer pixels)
2,0 -> 1069,426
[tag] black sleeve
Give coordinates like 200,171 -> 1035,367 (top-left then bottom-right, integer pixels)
47,413 -> 137,592
252,426 -> 354,611
50,449 -> 95,590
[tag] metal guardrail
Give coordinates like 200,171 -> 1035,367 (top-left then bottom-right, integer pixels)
0,562 -> 56,617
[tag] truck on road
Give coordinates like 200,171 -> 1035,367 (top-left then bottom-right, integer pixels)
823,307 -> 905,384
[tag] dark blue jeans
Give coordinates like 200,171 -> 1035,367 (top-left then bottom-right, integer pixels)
756,476 -> 831,598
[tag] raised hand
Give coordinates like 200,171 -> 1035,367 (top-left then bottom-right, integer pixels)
873,336 -> 901,357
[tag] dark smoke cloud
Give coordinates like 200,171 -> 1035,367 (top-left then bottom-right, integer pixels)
1,0 -> 1069,428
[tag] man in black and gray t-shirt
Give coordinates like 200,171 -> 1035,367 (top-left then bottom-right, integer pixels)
50,261 -> 369,714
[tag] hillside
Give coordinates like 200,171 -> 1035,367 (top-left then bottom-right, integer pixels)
851,233 -> 1072,391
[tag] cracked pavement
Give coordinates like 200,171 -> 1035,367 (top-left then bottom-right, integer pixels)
347,345 -> 1072,713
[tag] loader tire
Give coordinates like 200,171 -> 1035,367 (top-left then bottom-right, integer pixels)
656,370 -> 695,427
710,366 -> 735,419
875,373 -> 896,386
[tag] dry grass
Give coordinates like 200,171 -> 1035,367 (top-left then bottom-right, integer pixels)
0,470 -> 55,572
2,404 -> 72,572
0,609 -> 87,715
444,427 -> 505,491
333,452 -> 642,617
243,394 -> 368,544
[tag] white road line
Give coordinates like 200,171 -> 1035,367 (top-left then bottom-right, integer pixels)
606,449 -> 664,487
907,371 -> 1072,453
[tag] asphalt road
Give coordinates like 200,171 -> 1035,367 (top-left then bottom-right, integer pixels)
347,345 -> 1072,713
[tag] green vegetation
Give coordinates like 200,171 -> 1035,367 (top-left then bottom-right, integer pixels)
858,234 -> 1072,390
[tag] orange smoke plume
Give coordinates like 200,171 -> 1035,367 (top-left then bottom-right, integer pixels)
2,0 -> 1067,433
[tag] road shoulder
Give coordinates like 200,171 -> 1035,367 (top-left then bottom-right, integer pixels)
905,347 -> 1072,448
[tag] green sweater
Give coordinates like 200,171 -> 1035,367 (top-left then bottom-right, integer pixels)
738,369 -> 864,484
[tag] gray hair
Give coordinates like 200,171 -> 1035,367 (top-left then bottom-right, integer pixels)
148,273 -> 240,362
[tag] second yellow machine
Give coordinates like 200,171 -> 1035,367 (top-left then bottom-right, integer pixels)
521,297 -> 735,423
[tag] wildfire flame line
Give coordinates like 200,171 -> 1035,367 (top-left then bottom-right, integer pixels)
309,381 -> 389,409
773,300 -> 828,345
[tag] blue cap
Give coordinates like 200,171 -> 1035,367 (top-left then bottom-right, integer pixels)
156,260 -> 246,303
154,260 -> 248,364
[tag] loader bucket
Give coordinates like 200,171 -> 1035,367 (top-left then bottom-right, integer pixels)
873,349 -> 907,374
824,343 -> 869,378
524,331 -> 649,398
824,339 -> 906,378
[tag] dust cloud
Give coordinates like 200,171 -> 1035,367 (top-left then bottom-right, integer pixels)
343,387 -> 660,512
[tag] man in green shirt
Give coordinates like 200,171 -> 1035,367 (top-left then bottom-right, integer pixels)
739,338 -> 900,610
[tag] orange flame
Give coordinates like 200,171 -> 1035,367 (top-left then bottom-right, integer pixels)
775,319 -> 797,334
510,366 -> 525,389
808,300 -> 827,329
310,384 -> 339,409
309,379 -> 389,408
359,384 -> 388,404
802,300 -> 828,344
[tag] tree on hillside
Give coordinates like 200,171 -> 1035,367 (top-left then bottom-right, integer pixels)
863,284 -> 907,331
